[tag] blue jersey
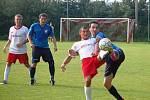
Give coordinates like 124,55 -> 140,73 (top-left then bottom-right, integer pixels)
112,44 -> 121,51
96,32 -> 106,39
28,23 -> 54,48
96,31 -> 121,50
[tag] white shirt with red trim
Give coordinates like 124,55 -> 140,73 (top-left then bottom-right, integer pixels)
71,38 -> 96,60
8,26 -> 28,54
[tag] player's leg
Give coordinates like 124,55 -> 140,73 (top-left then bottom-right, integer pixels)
104,61 -> 124,100
1,53 -> 17,84
24,63 -> 31,75
1,62 -> 12,84
30,47 -> 40,85
84,76 -> 92,100
18,53 -> 31,75
42,48 -> 55,85
48,60 -> 55,85
82,57 -> 102,100
30,63 -> 37,85
104,74 -> 124,100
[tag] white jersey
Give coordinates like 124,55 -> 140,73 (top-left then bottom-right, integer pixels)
8,26 -> 28,54
71,38 -> 96,60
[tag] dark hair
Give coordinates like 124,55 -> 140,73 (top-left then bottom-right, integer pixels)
89,21 -> 98,27
39,13 -> 48,19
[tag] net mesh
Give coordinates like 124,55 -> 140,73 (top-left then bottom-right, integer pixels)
60,18 -> 134,42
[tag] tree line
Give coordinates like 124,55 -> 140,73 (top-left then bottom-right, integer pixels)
0,0 -> 149,41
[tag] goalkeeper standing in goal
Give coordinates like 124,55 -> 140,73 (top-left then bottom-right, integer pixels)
27,13 -> 57,85
89,22 -> 125,100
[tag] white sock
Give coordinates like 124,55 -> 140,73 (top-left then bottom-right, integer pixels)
84,86 -> 92,100
27,66 -> 31,76
4,65 -> 11,81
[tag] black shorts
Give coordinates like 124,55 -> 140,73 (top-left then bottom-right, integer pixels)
104,49 -> 125,77
32,46 -> 54,63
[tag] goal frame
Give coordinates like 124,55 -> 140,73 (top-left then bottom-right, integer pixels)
60,18 -> 134,43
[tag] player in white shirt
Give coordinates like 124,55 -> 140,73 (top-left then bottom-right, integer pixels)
1,14 -> 30,84
61,26 -> 106,100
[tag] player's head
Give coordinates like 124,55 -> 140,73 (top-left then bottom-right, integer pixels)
79,26 -> 90,40
14,14 -> 23,26
39,13 -> 48,26
89,21 -> 99,36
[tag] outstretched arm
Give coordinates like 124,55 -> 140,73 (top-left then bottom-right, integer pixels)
51,36 -> 58,52
61,56 -> 73,72
3,40 -> 11,53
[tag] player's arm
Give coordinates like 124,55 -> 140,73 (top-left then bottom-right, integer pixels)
16,39 -> 28,48
61,49 -> 78,72
61,56 -> 73,72
27,33 -> 35,49
91,38 -> 100,56
27,24 -> 35,49
51,36 -> 57,52
68,49 -> 78,57
3,40 -> 11,53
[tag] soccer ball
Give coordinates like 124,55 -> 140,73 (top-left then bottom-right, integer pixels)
99,38 -> 112,51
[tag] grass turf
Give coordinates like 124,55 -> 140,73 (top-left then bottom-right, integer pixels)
0,41 -> 150,100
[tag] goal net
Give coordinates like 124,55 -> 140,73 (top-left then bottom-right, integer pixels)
60,18 -> 135,43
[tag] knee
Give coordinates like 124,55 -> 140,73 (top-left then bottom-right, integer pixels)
31,63 -> 37,68
24,63 -> 30,68
103,81 -> 111,89
6,62 -> 12,67
48,60 -> 54,65
85,76 -> 91,87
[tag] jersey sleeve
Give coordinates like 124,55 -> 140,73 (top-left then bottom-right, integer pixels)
71,42 -> 79,52
8,27 -> 12,40
48,25 -> 54,37
96,32 -> 106,39
24,27 -> 29,37
28,24 -> 34,37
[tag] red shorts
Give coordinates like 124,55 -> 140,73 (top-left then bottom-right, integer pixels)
82,56 -> 105,80
7,53 -> 29,64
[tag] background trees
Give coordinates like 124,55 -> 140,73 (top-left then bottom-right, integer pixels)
0,0 -> 149,41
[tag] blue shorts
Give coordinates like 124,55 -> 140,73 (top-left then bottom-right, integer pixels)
104,49 -> 125,77
32,46 -> 54,63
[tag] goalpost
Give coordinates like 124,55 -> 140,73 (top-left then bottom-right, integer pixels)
60,18 -> 135,43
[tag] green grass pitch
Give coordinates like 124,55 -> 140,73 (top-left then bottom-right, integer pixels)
0,41 -> 150,100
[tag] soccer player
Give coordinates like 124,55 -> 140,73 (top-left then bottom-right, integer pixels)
1,14 -> 30,84
61,26 -> 105,100
89,21 -> 106,55
89,21 -> 125,99
27,13 -> 57,85
89,21 -> 106,39
99,38 -> 125,100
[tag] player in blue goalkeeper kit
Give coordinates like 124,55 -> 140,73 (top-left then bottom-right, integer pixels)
28,13 -> 57,85
89,21 -> 125,100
